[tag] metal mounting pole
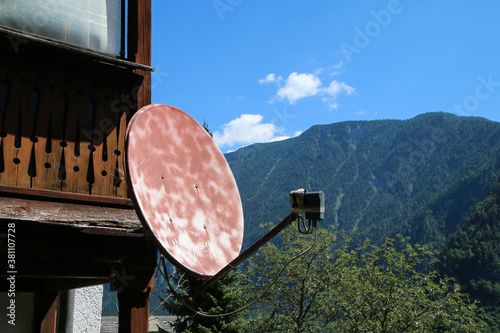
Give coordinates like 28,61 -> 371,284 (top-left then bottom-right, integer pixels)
202,212 -> 299,289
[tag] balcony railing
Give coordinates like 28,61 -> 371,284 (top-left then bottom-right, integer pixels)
0,39 -> 142,198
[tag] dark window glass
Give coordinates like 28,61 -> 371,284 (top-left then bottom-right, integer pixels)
0,0 -> 122,55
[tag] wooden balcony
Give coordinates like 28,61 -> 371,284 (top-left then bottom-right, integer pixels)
0,33 -> 140,198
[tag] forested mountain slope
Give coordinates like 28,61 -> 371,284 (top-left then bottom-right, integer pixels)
225,112 -> 500,249
437,180 -> 500,328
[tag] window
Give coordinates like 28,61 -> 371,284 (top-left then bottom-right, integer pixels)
0,0 -> 122,55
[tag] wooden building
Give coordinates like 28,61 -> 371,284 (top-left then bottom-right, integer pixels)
0,1 -> 156,332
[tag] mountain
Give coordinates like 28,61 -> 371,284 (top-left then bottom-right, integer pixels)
225,112 -> 500,250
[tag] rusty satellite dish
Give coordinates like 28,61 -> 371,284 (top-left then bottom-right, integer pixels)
125,104 -> 244,279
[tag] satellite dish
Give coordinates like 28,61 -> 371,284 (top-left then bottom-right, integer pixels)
125,104 -> 244,279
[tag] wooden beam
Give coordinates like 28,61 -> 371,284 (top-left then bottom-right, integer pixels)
129,0 -> 152,109
34,292 -> 59,333
40,295 -> 59,333
117,242 -> 156,333
0,184 -> 134,208
0,196 -> 143,234
0,220 -> 151,286
118,288 -> 152,333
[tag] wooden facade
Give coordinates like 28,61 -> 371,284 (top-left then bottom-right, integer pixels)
0,0 -> 156,332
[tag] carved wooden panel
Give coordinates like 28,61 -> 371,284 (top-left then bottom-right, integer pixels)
0,45 -> 142,198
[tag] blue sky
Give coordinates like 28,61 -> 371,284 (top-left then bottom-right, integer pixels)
151,1 -> 500,153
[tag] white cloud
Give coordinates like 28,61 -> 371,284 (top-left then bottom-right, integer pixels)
332,60 -> 344,69
355,110 -> 378,117
322,99 -> 339,109
320,80 -> 355,109
264,70 -> 355,107
275,72 -> 322,104
258,73 -> 282,84
322,80 -> 355,96
270,135 -> 291,142
314,68 -> 324,75
268,130 -> 303,143
213,114 -> 284,148
329,61 -> 345,76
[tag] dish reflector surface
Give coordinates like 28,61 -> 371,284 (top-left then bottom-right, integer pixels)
125,104 -> 244,278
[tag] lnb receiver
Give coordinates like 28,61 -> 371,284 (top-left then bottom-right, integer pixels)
289,189 -> 325,221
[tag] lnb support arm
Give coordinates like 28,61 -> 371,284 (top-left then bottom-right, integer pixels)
202,189 -> 325,290
202,212 -> 299,289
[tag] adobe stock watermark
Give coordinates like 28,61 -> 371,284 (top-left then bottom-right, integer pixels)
271,106 -> 295,127
4,223 -> 17,326
446,74 -> 500,116
110,267 -> 136,292
339,0 -> 406,64
213,0 -> 243,21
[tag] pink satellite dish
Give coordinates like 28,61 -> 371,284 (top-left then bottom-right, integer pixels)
125,104 -> 244,279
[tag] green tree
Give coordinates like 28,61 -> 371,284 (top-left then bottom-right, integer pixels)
202,119 -> 213,138
333,236 -> 486,332
241,224 -> 346,332
242,225 -> 487,332
164,270 -> 247,333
